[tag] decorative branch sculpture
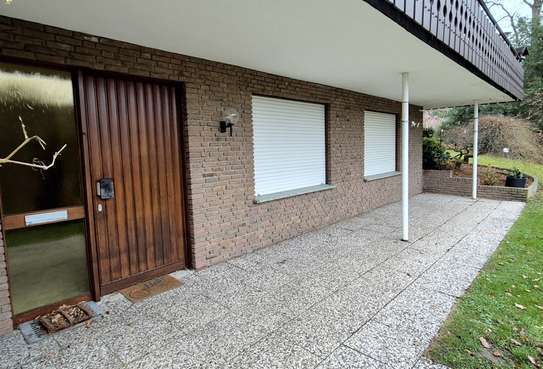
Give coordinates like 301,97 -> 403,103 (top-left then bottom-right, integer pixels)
0,116 -> 67,170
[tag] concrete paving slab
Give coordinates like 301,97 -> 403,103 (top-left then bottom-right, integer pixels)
315,345 -> 391,369
4,194 -> 524,369
226,333 -> 320,369
278,305 -> 354,358
380,247 -> 443,277
415,260 -> 482,297
345,320 -> 429,369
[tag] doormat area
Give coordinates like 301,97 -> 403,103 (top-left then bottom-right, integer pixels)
120,275 -> 182,303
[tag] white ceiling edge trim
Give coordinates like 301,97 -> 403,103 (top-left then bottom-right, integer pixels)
0,0 -> 515,108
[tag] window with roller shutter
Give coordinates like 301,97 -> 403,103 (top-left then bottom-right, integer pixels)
364,111 -> 397,177
252,96 -> 326,197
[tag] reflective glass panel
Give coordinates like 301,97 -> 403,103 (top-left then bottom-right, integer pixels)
0,63 -> 89,315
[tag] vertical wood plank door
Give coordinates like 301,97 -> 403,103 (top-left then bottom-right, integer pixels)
78,72 -> 186,294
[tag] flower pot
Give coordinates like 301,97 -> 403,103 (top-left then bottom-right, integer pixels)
505,175 -> 527,188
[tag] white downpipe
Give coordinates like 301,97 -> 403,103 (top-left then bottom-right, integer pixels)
472,102 -> 479,200
401,73 -> 409,242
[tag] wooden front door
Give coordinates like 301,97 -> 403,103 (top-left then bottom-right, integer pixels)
78,72 -> 186,295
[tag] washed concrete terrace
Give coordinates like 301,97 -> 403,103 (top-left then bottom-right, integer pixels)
0,194 -> 525,369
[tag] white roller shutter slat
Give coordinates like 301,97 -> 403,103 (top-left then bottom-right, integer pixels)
252,96 -> 326,196
364,111 -> 396,177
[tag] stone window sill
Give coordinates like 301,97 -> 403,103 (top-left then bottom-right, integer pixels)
254,184 -> 336,204
364,171 -> 401,182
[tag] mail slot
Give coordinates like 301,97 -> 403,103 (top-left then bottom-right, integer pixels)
97,178 -> 114,200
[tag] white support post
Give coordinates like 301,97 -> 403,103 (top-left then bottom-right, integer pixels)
472,102 -> 479,200
401,73 -> 409,242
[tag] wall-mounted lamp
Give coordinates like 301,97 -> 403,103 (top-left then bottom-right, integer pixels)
219,108 -> 239,136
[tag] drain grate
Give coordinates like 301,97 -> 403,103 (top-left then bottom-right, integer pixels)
19,320 -> 47,344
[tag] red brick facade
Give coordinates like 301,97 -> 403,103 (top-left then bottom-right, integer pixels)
0,16 -> 423,334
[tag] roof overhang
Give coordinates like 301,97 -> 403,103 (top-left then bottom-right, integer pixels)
0,0 -> 517,108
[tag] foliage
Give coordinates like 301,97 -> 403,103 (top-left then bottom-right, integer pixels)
436,18 -> 543,131
523,25 -> 543,130
514,17 -> 535,48
510,167 -> 524,179
524,24 -> 543,89
429,192 -> 543,369
523,83 -> 543,130
423,137 -> 450,170
522,22 -> 543,131
479,167 -> 502,185
450,145 -> 471,163
438,103 -> 523,129
423,127 -> 434,138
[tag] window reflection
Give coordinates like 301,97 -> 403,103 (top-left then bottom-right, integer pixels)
0,63 -> 82,215
0,63 -> 89,315
6,221 -> 89,315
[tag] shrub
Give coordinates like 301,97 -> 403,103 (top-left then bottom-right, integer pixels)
423,127 -> 434,138
510,167 -> 524,179
524,85 -> 543,132
423,137 -> 450,170
442,116 -> 543,164
479,167 -> 502,186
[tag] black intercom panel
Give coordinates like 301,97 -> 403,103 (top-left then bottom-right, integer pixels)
97,178 -> 115,200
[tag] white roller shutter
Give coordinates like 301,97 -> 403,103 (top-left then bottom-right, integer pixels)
252,96 -> 326,196
364,111 -> 397,177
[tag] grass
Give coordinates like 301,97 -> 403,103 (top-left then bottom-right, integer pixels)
445,149 -> 543,183
428,192 -> 543,368
476,155 -> 543,184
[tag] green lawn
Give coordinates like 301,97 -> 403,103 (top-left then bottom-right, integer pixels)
428,191 -> 543,368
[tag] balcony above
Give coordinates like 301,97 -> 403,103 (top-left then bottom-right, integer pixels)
0,0 -> 523,108
367,0 -> 524,101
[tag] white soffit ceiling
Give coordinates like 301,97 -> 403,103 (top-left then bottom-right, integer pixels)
0,0 -> 513,108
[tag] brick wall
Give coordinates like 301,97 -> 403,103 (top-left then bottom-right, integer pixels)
0,223 -> 12,335
0,16 -> 423,331
423,169 -> 537,202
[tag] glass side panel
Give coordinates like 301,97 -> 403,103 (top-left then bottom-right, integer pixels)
0,62 -> 90,315
5,221 -> 90,315
0,63 -> 82,215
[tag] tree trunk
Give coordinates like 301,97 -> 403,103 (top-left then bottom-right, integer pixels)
533,0 -> 542,27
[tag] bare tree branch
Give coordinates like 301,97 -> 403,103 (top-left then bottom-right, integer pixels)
486,0 -> 520,44
1,144 -> 67,170
0,117 -> 67,170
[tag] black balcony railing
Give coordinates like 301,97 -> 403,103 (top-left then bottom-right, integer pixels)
367,0 -> 524,100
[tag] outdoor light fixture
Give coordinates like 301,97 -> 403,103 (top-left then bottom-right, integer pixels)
219,108 -> 239,136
